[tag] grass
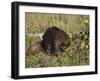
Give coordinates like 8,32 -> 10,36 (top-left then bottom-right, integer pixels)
25,12 -> 89,68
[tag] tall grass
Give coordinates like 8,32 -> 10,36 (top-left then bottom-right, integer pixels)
25,12 -> 89,33
25,12 -> 89,68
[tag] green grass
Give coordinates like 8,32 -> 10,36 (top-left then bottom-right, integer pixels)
25,12 -> 89,68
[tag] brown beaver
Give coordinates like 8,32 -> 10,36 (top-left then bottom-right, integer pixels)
41,26 -> 70,56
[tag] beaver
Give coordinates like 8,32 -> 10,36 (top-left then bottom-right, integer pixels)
41,26 -> 70,56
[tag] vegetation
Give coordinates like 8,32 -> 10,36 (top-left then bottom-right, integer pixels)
25,12 -> 89,68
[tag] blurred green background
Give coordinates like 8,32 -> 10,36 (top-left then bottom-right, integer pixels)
25,12 -> 89,68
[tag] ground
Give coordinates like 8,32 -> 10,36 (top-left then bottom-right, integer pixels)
25,12 -> 89,68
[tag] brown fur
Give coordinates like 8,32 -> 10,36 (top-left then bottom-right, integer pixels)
41,26 -> 70,56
